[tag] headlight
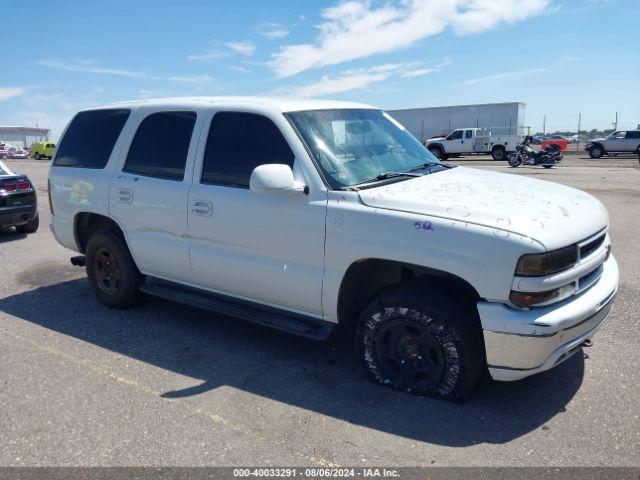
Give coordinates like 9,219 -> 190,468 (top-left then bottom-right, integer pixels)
515,245 -> 578,277
510,284 -> 576,308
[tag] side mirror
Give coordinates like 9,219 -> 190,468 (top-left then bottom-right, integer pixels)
249,164 -> 308,195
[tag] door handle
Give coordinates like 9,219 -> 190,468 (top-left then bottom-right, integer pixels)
191,200 -> 213,216
117,189 -> 133,203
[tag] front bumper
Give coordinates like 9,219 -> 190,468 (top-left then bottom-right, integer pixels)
478,254 -> 619,381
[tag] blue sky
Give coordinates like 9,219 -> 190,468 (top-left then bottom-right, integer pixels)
1,0 -> 639,139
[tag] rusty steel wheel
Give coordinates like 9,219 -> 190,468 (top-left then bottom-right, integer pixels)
93,247 -> 122,295
85,230 -> 142,308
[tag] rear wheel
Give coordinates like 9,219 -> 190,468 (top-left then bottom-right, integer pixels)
357,286 -> 484,402
491,147 -> 506,161
15,214 -> 39,234
85,230 -> 143,308
543,165 -> 553,169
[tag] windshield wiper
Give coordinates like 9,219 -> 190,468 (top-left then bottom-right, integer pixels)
408,161 -> 453,173
351,171 -> 422,188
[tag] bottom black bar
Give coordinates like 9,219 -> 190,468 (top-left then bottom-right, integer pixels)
0,468 -> 637,480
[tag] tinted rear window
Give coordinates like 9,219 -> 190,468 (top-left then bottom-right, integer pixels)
123,111 -> 196,181
626,131 -> 640,139
54,109 -> 130,168
201,112 -> 294,188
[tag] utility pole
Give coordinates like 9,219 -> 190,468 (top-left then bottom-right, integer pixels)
614,111 -> 618,131
577,113 -> 581,150
543,115 -> 546,135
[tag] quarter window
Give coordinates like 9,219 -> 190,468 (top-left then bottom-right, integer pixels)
201,112 -> 294,188
54,109 -> 130,169
124,111 -> 196,181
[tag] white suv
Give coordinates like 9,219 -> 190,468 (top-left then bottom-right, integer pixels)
49,97 -> 618,401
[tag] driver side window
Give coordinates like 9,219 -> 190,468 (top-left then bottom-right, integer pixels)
201,112 -> 295,188
448,130 -> 463,140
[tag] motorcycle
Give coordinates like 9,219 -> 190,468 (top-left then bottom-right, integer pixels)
508,136 -> 563,168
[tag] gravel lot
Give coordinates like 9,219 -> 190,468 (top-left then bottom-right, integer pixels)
1,155 -> 638,466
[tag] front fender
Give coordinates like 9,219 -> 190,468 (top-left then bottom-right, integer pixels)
322,192 -> 544,322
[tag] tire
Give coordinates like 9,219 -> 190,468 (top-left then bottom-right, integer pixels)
1,154 -> 6,160
589,145 -> 604,159
543,165 -> 553,169
428,146 -> 447,161
507,153 -> 521,168
15,214 -> 39,234
491,147 -> 506,161
356,285 -> 484,402
85,230 -> 143,309
34,153 -> 40,160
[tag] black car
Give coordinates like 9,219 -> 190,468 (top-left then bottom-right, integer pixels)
0,161 -> 39,233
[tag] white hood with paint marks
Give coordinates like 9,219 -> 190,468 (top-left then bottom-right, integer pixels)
357,166 -> 608,250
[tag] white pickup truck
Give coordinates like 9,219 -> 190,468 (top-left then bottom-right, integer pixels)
49,97 -> 618,401
425,127 -> 521,161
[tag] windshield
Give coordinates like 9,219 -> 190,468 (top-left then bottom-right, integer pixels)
286,109 -> 441,189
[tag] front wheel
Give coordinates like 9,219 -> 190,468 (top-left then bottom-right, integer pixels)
357,286 -> 484,402
589,145 -> 604,159
34,153 -> 40,160
507,153 -> 521,167
428,147 -> 448,161
543,165 -> 553,169
86,230 -> 143,309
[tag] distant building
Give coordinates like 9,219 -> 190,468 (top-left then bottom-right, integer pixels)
0,126 -> 50,148
387,102 -> 526,142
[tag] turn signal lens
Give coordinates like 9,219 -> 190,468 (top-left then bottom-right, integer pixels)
515,245 -> 578,277
510,284 -> 575,308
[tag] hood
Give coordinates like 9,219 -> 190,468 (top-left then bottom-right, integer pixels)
589,137 -> 607,143
426,137 -> 445,143
357,166 -> 608,250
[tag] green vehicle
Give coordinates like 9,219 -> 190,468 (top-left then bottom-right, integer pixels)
31,141 -> 56,160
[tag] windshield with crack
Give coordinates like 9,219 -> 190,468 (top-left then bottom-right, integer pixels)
286,109 -> 443,189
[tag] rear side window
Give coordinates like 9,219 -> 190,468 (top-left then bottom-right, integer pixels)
465,130 -> 473,139
54,109 -> 130,168
201,112 -> 294,188
626,131 -> 640,139
124,111 -> 196,181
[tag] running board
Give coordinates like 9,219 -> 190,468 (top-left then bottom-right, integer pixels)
140,279 -> 334,341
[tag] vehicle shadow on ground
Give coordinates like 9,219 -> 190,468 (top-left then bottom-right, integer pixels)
0,277 -> 585,446
0,228 -> 27,244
